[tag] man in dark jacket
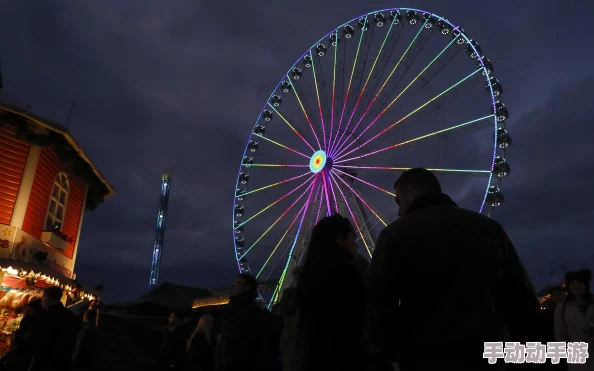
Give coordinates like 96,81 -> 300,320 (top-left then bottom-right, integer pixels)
30,286 -> 79,371
369,168 -> 548,371
220,274 -> 281,371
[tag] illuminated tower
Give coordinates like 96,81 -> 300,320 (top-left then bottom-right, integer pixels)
149,173 -> 172,289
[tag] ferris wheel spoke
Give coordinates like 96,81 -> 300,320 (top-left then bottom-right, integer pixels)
234,174 -> 315,231
238,177 -> 316,260
335,32 -> 460,159
332,15 -> 369,155
335,114 -> 495,164
328,19 -> 398,157
331,167 -> 395,196
267,103 -> 316,152
329,172 -> 372,257
274,176 -> 318,304
330,16 -> 429,157
334,165 -> 492,175
314,180 -> 325,224
321,169 -> 333,216
252,133 -> 310,159
310,51 -> 329,150
264,243 -> 292,281
328,28 -> 340,158
255,200 -> 308,279
287,77 -> 322,150
236,171 -> 312,198
335,68 -> 482,161
331,171 -> 388,227
260,183 -> 322,280
326,169 -> 340,214
248,164 -> 310,168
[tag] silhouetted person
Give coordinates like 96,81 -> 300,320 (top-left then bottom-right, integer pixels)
0,299 -> 43,370
72,310 -> 99,371
295,214 -> 367,371
370,168 -> 547,371
184,315 -> 215,371
279,267 -> 302,371
219,274 -> 281,371
29,286 -> 78,371
555,269 -> 594,370
159,312 -> 189,371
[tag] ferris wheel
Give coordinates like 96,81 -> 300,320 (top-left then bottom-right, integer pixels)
232,8 -> 512,306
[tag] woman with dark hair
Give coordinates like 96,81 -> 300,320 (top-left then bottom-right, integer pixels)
295,214 -> 367,371
555,269 -> 594,370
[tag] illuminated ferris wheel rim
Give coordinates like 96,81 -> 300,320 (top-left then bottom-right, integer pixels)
232,7 -> 512,292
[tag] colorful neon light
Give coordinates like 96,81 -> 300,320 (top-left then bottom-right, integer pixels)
329,173 -> 371,257
309,150 -> 327,173
336,69 -> 482,161
331,19 -> 398,156
331,15 -> 368,154
237,172 -> 311,198
234,174 -> 315,231
310,51 -> 327,150
335,165 -> 491,174
267,103 -> 315,152
330,16 -> 429,157
252,133 -> 310,159
332,167 -> 396,196
287,76 -> 322,150
329,28 -> 339,156
336,30 -> 458,158
335,114 -> 495,163
331,171 -> 387,227
273,177 -> 317,307
239,180 -> 315,260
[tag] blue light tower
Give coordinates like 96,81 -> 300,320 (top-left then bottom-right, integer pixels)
149,172 -> 172,290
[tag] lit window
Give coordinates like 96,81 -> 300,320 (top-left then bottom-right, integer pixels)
45,172 -> 69,231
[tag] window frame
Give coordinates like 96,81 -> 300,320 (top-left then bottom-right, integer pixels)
44,172 -> 69,232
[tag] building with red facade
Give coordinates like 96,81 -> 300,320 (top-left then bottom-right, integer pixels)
0,88 -> 113,280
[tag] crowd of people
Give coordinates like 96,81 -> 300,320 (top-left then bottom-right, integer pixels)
0,285 -> 99,371
158,168 -> 594,371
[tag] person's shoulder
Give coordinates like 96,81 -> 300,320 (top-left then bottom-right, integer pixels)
455,206 -> 506,233
378,219 -> 404,239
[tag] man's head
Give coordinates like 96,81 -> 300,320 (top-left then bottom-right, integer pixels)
394,168 -> 441,217
230,273 -> 258,298
42,286 -> 63,309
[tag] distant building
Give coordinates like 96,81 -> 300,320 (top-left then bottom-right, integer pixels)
192,279 -> 278,309
0,89 -> 113,280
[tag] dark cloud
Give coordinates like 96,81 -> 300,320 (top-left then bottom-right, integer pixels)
1,0 -> 593,301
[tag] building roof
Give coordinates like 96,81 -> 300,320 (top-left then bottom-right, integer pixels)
137,282 -> 214,310
0,90 -> 114,201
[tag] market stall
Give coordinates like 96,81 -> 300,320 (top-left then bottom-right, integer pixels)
0,262 -> 96,357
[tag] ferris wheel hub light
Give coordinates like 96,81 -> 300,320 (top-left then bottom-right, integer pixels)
309,150 -> 329,173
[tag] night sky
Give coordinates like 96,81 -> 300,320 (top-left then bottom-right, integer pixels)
1,1 -> 593,303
